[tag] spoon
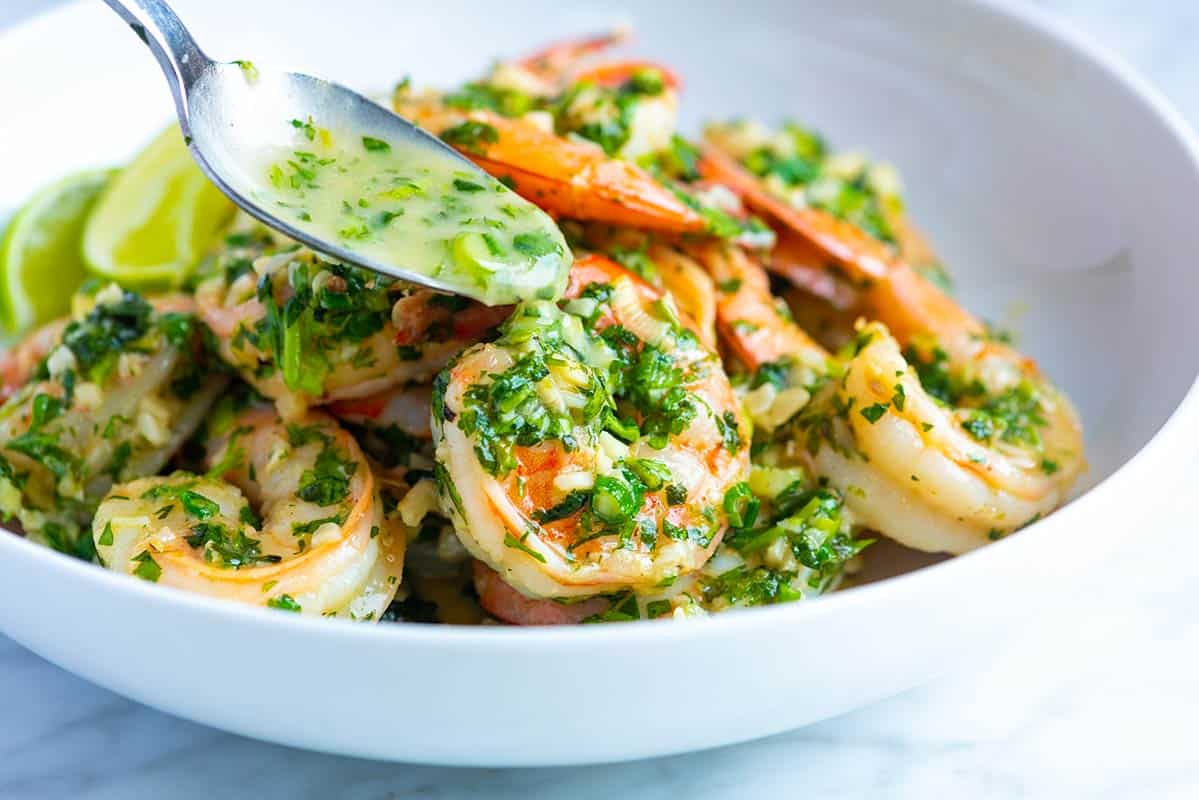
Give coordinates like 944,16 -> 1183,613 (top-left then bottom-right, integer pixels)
100,0 -> 569,303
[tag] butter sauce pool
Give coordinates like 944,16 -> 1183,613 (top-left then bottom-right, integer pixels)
252,119 -> 571,305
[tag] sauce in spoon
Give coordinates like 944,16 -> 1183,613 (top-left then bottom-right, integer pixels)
252,118 -> 571,305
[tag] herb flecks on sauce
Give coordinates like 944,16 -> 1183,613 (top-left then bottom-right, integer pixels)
254,122 -> 571,305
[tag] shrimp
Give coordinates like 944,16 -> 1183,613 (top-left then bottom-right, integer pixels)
93,406 -> 404,619
394,34 -> 707,235
703,119 -> 941,274
472,561 -> 609,625
0,286 -> 227,555
329,384 -> 435,442
698,143 -> 895,285
508,30 -> 632,85
479,29 -> 634,98
397,102 -> 706,234
0,293 -> 196,399
691,242 -> 1084,554
457,27 -> 681,161
703,128 -> 1083,424
328,383 -> 437,473
196,234 -> 507,419
432,254 -> 750,601
566,222 -> 719,350
0,318 -> 65,400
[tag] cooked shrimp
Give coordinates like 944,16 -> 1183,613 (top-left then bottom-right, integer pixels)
0,293 -> 196,399
692,243 -> 1083,554
93,407 -> 403,619
329,384 -> 435,441
703,119 -> 939,270
395,33 -> 707,236
196,240 -> 505,419
699,140 -> 1083,448
649,244 -> 718,351
460,28 -> 681,159
397,101 -> 707,234
328,383 -> 438,473
504,29 -> 632,91
433,254 -> 750,600
472,560 -> 609,625
698,144 -> 894,284
567,223 -> 719,350
0,286 -> 226,554
0,318 -> 65,401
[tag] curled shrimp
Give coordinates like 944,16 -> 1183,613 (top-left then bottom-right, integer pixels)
93,406 -> 403,619
0,286 -> 227,554
433,254 -> 749,602
689,243 -> 1083,553
196,237 -> 506,419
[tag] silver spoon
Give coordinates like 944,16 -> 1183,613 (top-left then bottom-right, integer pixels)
101,0 -> 546,298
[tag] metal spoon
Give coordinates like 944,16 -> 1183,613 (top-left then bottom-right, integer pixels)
101,0 -> 511,295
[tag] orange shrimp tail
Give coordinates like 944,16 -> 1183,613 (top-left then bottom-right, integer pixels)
516,29 -> 632,79
464,113 -> 707,234
768,229 -> 861,310
690,243 -> 826,370
698,144 -> 893,283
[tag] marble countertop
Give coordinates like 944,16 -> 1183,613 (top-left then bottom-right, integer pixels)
3,1 -> 1199,797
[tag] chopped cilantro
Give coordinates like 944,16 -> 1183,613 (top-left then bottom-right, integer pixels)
267,594 -> 302,612
186,521 -> 280,568
440,120 -> 500,153
503,530 -> 547,563
533,490 -> 590,523
296,443 -> 357,506
860,403 -> 889,423
361,136 -> 391,152
131,550 -> 161,582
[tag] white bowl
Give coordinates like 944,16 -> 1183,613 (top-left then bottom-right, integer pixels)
1,0 -> 1197,767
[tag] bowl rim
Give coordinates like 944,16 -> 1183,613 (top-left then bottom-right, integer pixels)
2,0 -> 1198,650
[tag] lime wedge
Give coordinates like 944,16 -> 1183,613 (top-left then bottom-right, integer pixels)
82,126 -> 235,288
0,169 -> 115,333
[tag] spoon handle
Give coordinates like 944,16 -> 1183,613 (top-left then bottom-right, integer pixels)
101,0 -> 211,126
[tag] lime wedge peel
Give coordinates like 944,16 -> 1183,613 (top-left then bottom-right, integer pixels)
0,169 -> 115,334
82,125 -> 235,289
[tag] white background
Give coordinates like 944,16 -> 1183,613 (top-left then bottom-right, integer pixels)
1,1 -> 1197,797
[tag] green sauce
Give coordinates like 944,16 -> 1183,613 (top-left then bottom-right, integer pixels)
252,121 -> 571,305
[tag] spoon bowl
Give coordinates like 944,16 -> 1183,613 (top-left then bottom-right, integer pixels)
101,0 -> 569,301
183,63 -> 485,296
